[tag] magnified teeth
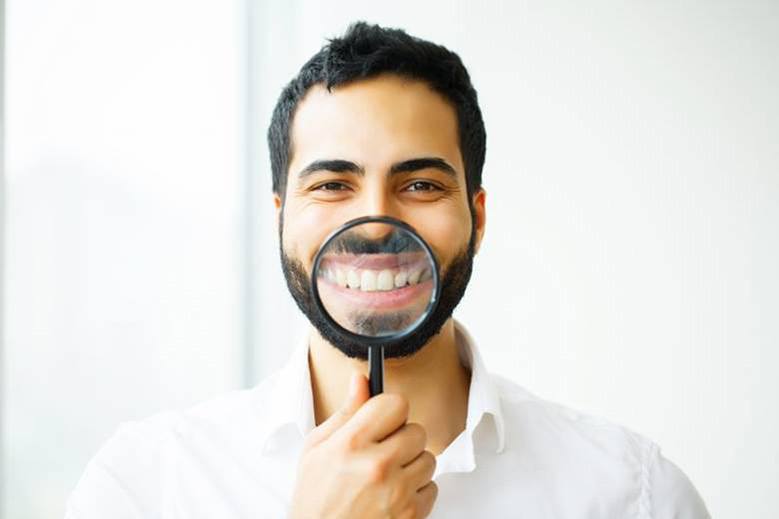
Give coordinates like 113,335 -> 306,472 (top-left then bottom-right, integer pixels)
360,270 -> 377,291
347,270 -> 361,289
330,266 -> 431,291
377,270 -> 394,290
336,269 -> 347,288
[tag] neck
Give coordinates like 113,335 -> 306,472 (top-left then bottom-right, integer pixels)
308,319 -> 471,455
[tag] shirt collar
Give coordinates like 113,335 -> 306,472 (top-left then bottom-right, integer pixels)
433,320 -> 506,476
259,320 -> 505,463
258,329 -> 315,452
455,319 -> 506,454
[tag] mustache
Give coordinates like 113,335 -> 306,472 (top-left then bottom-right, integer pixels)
330,229 -> 420,255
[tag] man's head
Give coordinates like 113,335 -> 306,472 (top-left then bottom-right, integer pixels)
268,22 -> 487,360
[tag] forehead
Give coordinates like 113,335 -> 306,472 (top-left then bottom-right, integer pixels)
288,74 -> 463,175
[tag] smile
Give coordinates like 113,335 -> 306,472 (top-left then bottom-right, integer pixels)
316,253 -> 435,311
317,253 -> 433,292
321,265 -> 432,291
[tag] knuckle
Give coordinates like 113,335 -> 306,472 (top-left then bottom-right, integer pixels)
407,422 -> 427,446
423,450 -> 436,470
378,393 -> 409,417
367,456 -> 391,484
343,432 -> 362,453
332,407 -> 349,422
401,501 -> 419,519
394,394 -> 411,417
428,481 -> 439,501
414,449 -> 435,474
387,480 -> 408,510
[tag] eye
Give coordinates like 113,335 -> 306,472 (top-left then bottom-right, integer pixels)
405,181 -> 441,192
313,181 -> 349,192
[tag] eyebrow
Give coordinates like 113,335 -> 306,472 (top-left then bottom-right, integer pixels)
390,157 -> 457,177
297,157 -> 457,179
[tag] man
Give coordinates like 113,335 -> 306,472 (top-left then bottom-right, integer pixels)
66,22 -> 710,518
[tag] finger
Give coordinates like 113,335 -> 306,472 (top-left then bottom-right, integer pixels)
403,450 -> 436,492
305,372 -> 369,448
415,481 -> 438,518
377,422 -> 427,467
336,392 -> 409,446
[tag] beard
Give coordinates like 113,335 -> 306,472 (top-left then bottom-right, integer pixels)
279,224 -> 476,360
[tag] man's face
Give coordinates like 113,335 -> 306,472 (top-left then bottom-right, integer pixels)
276,74 -> 485,359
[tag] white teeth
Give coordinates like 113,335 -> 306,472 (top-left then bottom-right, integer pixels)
360,270 -> 377,291
332,266 -> 427,290
377,270 -> 394,291
347,270 -> 361,289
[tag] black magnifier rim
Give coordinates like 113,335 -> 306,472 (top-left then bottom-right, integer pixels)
310,215 -> 441,348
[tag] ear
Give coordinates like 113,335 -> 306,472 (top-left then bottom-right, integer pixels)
273,193 -> 282,229
472,189 -> 486,255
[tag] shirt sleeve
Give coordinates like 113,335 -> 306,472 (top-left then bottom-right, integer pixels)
64,420 -> 166,519
645,445 -> 711,519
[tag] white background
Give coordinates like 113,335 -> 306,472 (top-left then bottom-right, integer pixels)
3,1 -> 778,518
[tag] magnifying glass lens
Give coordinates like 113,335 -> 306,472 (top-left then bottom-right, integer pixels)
314,221 -> 437,339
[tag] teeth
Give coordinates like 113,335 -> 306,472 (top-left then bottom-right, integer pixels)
329,266 -> 428,290
360,270 -> 377,291
347,270 -> 361,289
377,270 -> 394,291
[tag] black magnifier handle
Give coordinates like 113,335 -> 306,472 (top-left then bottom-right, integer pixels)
368,345 -> 384,397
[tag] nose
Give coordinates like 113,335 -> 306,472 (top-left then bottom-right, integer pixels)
358,221 -> 396,242
353,185 -> 401,242
359,182 -> 399,221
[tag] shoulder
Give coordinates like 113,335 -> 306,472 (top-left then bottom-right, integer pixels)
66,373 -> 284,518
65,409 -> 180,519
492,373 -> 650,450
490,374 -> 711,518
491,374 -> 653,473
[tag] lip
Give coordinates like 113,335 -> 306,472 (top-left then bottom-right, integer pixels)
318,252 -> 429,271
317,277 -> 434,311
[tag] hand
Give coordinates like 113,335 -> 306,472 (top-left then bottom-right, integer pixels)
289,373 -> 438,518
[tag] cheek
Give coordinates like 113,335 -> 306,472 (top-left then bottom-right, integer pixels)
282,207 -> 323,265
282,203 -> 350,268
414,207 -> 472,268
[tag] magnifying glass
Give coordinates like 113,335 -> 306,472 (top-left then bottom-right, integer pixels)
311,216 -> 441,396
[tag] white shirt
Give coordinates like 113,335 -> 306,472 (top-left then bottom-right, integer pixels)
65,321 -> 710,518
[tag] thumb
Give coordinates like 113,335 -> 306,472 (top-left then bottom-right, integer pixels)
305,372 -> 369,448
